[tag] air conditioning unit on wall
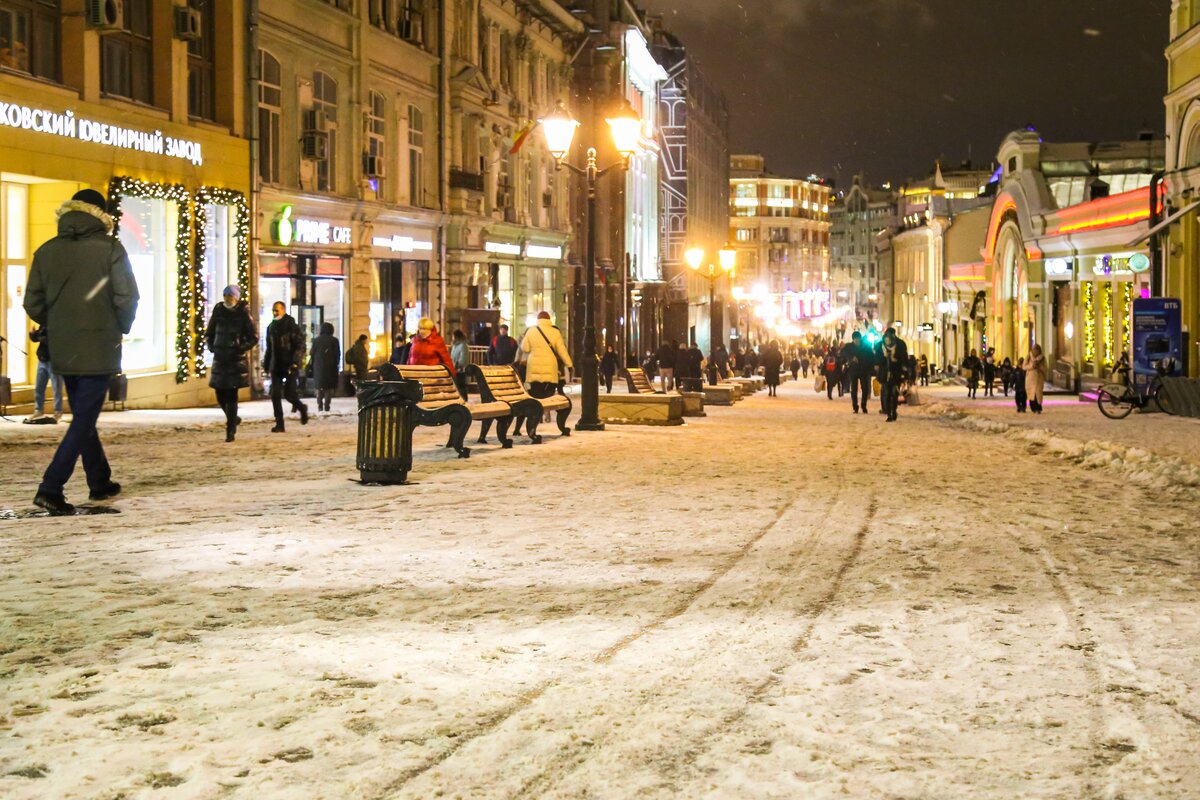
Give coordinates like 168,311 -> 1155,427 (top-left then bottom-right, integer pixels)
174,6 -> 202,41
301,130 -> 329,161
85,0 -> 123,32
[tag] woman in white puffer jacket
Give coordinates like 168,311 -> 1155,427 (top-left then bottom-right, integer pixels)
519,311 -> 573,398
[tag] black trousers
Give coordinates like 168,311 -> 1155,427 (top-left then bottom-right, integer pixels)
881,380 -> 902,419
850,373 -> 871,411
826,373 -> 836,400
215,387 -> 239,426
270,370 -> 304,426
40,374 -> 111,496
603,372 -> 614,393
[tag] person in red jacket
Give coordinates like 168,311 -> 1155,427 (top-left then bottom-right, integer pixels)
406,317 -> 455,375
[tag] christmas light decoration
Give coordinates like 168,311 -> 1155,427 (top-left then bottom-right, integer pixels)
1100,282 -> 1114,368
1082,282 -> 1096,365
1121,282 -> 1134,360
109,177 -> 193,383
193,187 -> 251,377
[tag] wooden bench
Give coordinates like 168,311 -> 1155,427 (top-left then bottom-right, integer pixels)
623,367 -> 704,417
378,363 -> 507,458
470,364 -> 572,443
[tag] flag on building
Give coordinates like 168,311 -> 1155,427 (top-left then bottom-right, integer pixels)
510,121 -> 537,155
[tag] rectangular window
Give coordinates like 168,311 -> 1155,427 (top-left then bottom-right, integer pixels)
313,72 -> 338,193
116,195 -> 177,373
0,0 -> 58,80
367,91 -> 386,170
408,105 -> 425,207
258,51 -> 281,184
186,0 -> 215,120
101,0 -> 153,105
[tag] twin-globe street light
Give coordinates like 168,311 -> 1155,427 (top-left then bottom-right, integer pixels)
540,100 -> 643,432
684,245 -> 737,379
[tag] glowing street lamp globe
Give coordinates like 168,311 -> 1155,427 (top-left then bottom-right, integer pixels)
539,102 -> 579,162
685,247 -> 705,271
718,244 -> 736,272
606,99 -> 643,159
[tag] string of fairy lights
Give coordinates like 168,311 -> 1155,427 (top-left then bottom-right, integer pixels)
109,177 -> 193,383
1100,282 -> 1115,368
193,187 -> 251,378
109,178 -> 249,384
1082,281 -> 1096,365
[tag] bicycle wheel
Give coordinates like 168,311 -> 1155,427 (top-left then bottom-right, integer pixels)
1097,385 -> 1135,419
1152,381 -> 1177,416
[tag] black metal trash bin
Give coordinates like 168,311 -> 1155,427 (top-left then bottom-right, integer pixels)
356,380 -> 422,484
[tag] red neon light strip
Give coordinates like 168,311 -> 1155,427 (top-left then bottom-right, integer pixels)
1054,208 -> 1150,234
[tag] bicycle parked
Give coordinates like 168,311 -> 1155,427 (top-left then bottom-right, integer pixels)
1096,361 -> 1177,419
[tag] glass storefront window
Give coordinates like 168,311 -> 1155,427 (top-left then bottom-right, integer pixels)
200,203 -> 236,367
117,195 -> 176,373
2,182 -> 30,384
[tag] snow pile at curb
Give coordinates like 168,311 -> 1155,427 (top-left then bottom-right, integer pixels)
920,401 -> 1200,493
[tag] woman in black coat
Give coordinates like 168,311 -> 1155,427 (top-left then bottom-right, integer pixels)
762,341 -> 784,396
309,322 -> 340,412
207,286 -> 258,442
599,345 -> 619,394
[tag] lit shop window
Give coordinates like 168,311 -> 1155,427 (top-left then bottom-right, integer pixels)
199,203 -> 238,366
117,195 -> 175,372
2,182 -> 30,385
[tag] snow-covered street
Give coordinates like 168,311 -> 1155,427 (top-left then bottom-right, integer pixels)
2,382 -> 1199,799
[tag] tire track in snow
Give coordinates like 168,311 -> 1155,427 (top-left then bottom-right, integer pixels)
510,492 -> 877,799
370,474 -> 815,799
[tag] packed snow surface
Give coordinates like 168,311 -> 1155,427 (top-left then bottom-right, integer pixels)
1,382 -> 1198,799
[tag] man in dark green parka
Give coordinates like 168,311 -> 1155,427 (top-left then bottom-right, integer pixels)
23,189 -> 138,515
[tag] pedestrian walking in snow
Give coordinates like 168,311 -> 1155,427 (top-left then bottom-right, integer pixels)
487,324 -> 518,366
600,345 -> 619,393
999,356 -> 1014,396
790,355 -> 801,381
877,328 -> 909,422
822,347 -> 840,400
450,329 -> 470,397
846,332 -> 874,414
983,349 -> 997,397
308,321 -> 340,413
24,325 -> 63,424
685,341 -> 705,392
712,343 -> 731,382
345,334 -> 370,381
917,353 -> 929,386
23,189 -> 138,515
520,311 -> 572,399
962,350 -> 982,398
207,286 -> 257,441
656,340 -> 677,392
762,340 -> 784,396
801,356 -> 810,379
1025,344 -> 1047,414
1013,356 -> 1028,412
264,302 -> 310,433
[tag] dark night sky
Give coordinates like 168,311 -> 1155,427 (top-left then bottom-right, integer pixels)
638,0 -> 1169,188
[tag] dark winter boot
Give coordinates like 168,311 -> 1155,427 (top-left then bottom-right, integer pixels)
89,482 -> 121,501
34,491 -> 75,516
299,403 -> 309,425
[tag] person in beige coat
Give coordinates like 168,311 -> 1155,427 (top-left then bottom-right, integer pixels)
1024,343 -> 1047,414
519,311 -> 573,399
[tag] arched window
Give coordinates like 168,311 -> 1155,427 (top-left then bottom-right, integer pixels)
258,50 -> 281,184
1185,123 -> 1200,169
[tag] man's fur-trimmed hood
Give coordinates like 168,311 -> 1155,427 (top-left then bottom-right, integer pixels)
56,199 -> 115,235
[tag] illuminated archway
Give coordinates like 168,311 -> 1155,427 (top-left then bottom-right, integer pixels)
992,221 -> 1029,361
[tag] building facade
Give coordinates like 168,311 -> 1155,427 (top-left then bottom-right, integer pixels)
564,1 -> 667,362
0,0 -> 250,410
651,19 -> 730,356
829,174 -> 897,323
1165,1 -> 1200,377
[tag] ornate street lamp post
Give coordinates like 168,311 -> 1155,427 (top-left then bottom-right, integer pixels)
684,244 -> 737,361
541,100 -> 643,432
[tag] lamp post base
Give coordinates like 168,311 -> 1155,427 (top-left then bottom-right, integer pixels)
574,420 -> 606,432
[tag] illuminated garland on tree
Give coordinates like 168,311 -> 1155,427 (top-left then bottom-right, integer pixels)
1100,281 -> 1114,368
1082,281 -> 1096,365
193,187 -> 251,378
1121,281 -> 1134,360
109,177 -> 193,383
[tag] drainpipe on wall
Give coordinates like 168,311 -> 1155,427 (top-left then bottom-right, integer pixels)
436,0 -> 450,332
246,0 -> 262,394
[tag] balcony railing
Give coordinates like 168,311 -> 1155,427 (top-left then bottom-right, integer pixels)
450,169 -> 484,192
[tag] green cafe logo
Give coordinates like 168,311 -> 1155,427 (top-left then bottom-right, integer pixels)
272,205 -> 294,246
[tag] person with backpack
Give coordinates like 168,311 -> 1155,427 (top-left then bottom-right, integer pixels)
822,347 -> 841,400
